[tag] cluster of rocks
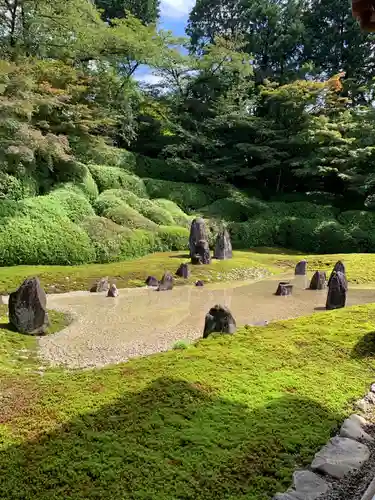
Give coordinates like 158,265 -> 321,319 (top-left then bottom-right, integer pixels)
145,265 -> 205,290
274,413 -> 373,500
189,218 -> 232,265
274,260 -> 348,311
90,277 -> 119,298
203,304 -> 236,338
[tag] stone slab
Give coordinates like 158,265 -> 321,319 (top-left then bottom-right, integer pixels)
311,436 -> 370,479
340,416 -> 373,443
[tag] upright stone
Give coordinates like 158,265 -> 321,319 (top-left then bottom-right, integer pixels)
90,277 -> 109,293
326,271 -> 347,310
309,271 -> 327,290
145,276 -> 159,287
8,277 -> 49,335
189,218 -> 208,258
157,272 -> 174,291
195,280 -> 204,287
107,284 -> 119,297
333,260 -> 345,275
176,263 -> 190,279
203,305 -> 236,338
295,260 -> 307,276
275,282 -> 293,296
214,229 -> 233,260
192,240 -> 211,265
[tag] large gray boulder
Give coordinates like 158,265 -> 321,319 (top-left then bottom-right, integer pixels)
8,277 -> 49,335
191,240 -> 211,265
203,305 -> 236,338
326,271 -> 347,310
273,470 -> 329,500
214,229 -> 232,260
311,436 -> 370,479
189,218 -> 208,258
176,263 -> 190,279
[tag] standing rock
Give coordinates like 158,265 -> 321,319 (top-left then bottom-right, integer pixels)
176,263 -> 190,279
326,271 -> 347,310
295,260 -> 307,276
203,305 -> 236,338
157,272 -> 174,291
90,277 -> 109,293
192,240 -> 211,265
8,277 -> 49,335
309,271 -> 327,290
145,276 -> 159,287
107,284 -> 119,297
195,280 -> 204,287
189,218 -> 208,258
275,282 -> 293,296
214,229 -> 233,260
333,260 -> 346,275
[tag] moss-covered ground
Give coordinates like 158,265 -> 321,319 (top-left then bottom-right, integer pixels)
1,252 -> 375,499
1,248 -> 375,294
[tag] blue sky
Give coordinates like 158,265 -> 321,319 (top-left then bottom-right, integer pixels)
135,0 -> 196,83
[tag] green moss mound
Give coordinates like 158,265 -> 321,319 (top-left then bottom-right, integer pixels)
88,165 -> 148,196
144,179 -> 218,212
47,188 -> 95,223
101,189 -> 176,226
153,199 -> 192,227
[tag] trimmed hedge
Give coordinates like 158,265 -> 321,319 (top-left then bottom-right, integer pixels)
153,199 -> 192,227
156,226 -> 189,251
338,210 -> 375,231
101,189 -> 176,226
0,214 -> 95,266
144,179 -> 218,212
200,195 -> 269,222
229,218 -> 278,248
268,201 -> 335,220
48,188 -> 95,223
89,165 -> 148,196
0,173 -> 37,200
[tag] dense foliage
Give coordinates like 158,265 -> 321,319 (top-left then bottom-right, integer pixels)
0,0 -> 375,265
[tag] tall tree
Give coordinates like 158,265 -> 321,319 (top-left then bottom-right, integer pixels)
94,0 -> 160,24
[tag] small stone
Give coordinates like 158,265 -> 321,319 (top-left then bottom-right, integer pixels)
350,414 -> 368,426
195,280 -> 204,287
157,272 -> 174,291
290,470 -> 329,499
275,282 -> 293,296
309,271 -> 327,290
90,277 -> 109,293
340,416 -> 374,442
203,305 -> 236,338
370,382 -> 375,393
176,263 -> 190,279
311,436 -> 370,479
295,260 -> 307,276
355,399 -> 370,413
107,284 -> 119,297
365,391 -> 375,404
145,276 -> 159,287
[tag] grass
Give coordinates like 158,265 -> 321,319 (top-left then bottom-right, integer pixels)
2,247 -> 375,294
1,251 -> 375,498
1,299 -> 375,498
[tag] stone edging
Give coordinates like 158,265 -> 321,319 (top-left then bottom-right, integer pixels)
273,385 -> 375,500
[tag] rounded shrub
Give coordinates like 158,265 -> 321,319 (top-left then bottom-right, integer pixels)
156,226 -> 189,251
75,165 -> 99,201
153,199 -> 192,227
88,165 -> 148,196
119,229 -> 160,259
48,188 -> 95,223
81,216 -> 132,263
0,173 -> 37,200
200,195 -> 269,222
0,214 -> 95,266
338,210 -> 375,232
144,179 -> 217,212
268,201 -> 335,219
276,217 -> 320,252
314,221 -> 356,253
229,218 -> 278,248
101,189 -> 176,226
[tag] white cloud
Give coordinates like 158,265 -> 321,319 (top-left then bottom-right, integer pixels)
135,73 -> 164,85
161,0 -> 196,19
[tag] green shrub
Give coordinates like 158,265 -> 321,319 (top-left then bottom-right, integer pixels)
338,210 -> 375,231
75,165 -> 99,201
268,201 -> 335,219
81,216 -> 132,263
276,218 -> 319,252
153,199 -> 192,227
156,226 -> 189,251
119,229 -> 160,259
200,195 -> 269,222
88,165 -> 148,196
72,135 -> 136,169
229,218 -> 278,248
0,173 -> 37,200
144,179 -> 217,212
101,189 -> 176,226
314,221 -> 356,253
48,188 -> 95,223
0,214 -> 95,266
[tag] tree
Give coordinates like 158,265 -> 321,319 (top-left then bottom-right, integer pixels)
94,0 -> 160,24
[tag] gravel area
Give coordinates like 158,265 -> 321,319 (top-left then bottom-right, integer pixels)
36,273 -> 375,369
317,424 -> 375,500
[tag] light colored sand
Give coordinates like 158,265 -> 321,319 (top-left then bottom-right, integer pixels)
34,275 -> 375,369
